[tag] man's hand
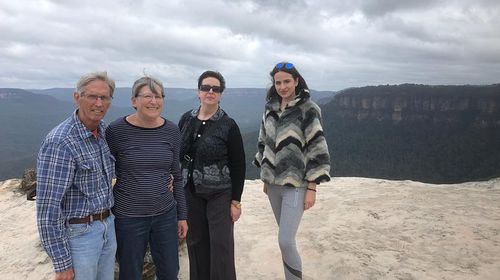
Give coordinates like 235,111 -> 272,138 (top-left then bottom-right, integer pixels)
55,268 -> 74,280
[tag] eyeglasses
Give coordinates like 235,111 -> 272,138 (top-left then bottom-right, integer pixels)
81,93 -> 113,103
276,62 -> 294,70
199,85 -> 222,93
137,94 -> 164,101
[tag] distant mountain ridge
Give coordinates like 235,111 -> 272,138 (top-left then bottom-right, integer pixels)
323,84 -> 500,183
0,89 -> 134,180
28,87 -> 335,131
2,84 -> 498,183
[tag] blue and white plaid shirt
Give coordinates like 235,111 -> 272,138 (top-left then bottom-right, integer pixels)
36,110 -> 115,272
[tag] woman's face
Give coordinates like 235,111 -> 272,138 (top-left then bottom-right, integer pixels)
197,77 -> 222,106
132,84 -> 164,120
273,71 -> 298,102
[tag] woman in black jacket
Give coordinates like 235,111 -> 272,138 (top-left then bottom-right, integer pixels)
178,70 -> 246,280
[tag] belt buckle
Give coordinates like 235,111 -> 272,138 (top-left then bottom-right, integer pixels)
90,212 -> 101,223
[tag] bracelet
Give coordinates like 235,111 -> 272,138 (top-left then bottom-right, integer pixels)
307,188 -> 317,192
231,202 -> 242,209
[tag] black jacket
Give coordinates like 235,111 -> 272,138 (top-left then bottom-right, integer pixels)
179,107 -> 246,201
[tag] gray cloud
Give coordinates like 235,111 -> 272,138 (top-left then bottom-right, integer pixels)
0,0 -> 499,90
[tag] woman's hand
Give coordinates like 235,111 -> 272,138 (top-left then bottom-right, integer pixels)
178,220 -> 188,239
304,182 -> 317,210
231,200 -> 242,222
167,174 -> 174,192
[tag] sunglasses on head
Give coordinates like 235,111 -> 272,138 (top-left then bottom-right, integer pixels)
276,62 -> 294,70
199,85 -> 222,93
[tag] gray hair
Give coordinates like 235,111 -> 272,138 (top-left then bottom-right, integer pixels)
132,76 -> 164,97
76,71 -> 115,96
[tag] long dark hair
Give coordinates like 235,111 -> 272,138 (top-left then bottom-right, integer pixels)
266,62 -> 309,102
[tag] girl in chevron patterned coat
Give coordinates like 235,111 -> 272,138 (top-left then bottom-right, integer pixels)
254,62 -> 331,280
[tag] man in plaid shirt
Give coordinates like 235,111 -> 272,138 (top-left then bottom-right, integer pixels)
36,72 -> 117,280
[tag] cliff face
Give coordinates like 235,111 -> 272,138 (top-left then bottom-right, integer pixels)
322,84 -> 500,183
331,84 -> 500,128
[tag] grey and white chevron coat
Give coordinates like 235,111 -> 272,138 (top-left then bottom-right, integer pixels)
254,89 -> 331,188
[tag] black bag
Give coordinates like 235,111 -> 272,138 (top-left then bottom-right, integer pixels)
27,189 -> 36,201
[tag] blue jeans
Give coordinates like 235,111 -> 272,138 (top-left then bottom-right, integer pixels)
115,207 -> 179,280
67,215 -> 117,280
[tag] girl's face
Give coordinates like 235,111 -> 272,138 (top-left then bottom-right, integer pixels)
273,71 -> 298,102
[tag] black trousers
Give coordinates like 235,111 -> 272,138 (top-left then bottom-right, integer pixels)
186,186 -> 236,280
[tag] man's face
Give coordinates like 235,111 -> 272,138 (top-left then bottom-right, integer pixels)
73,79 -> 112,130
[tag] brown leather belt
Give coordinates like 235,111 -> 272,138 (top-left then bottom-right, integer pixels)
68,210 -> 111,224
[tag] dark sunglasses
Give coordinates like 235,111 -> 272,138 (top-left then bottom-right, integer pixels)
276,62 -> 294,70
199,85 -> 222,93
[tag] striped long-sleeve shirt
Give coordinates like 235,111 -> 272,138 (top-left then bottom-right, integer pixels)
105,116 -> 187,220
36,110 -> 115,272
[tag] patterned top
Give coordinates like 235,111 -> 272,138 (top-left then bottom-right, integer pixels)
254,89 -> 331,187
105,116 -> 187,220
178,107 -> 246,201
36,110 -> 115,272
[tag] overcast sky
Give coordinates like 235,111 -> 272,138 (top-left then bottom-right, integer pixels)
1,0 -> 499,91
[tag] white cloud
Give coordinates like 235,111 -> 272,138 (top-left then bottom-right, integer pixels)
0,0 -> 499,90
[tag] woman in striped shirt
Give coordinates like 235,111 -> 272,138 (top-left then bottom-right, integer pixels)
106,76 -> 188,280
